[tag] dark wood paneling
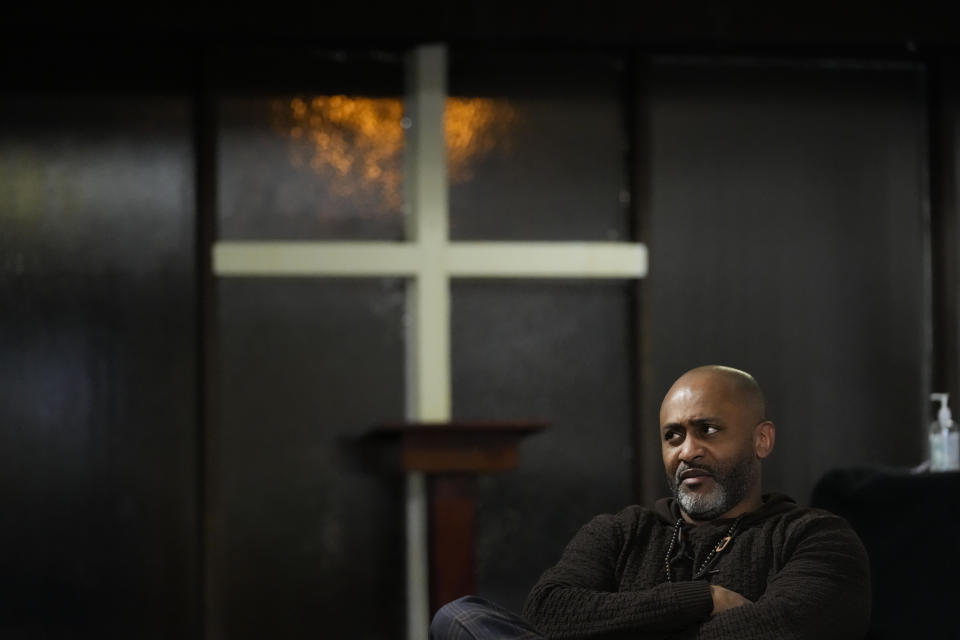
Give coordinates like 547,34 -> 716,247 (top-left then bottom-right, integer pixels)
215,278 -> 406,639
641,59 -> 928,506
452,280 -> 636,613
931,58 -> 960,415
0,93 -> 198,637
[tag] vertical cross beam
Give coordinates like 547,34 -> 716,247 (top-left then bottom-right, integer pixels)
403,44 -> 449,640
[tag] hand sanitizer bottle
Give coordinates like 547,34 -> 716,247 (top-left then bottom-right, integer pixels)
929,393 -> 960,471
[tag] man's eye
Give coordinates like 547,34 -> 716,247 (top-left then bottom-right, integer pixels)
664,431 -> 682,442
701,425 -> 719,435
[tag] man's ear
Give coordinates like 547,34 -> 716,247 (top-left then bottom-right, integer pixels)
754,421 -> 775,459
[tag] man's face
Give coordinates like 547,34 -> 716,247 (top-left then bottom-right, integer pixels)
659,373 -> 762,521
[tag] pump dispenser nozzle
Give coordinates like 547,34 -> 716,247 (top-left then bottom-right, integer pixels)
932,393 -> 953,428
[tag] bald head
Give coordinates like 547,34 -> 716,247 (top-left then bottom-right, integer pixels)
662,365 -> 766,425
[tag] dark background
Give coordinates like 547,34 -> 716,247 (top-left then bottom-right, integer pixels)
3,2 -> 959,638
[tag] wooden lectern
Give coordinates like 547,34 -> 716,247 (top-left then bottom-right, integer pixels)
368,421 -> 545,613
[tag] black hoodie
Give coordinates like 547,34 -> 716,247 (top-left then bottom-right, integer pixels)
523,494 -> 869,639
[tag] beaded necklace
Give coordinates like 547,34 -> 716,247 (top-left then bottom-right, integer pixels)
663,514 -> 745,582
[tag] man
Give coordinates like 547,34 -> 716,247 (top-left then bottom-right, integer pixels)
431,365 -> 871,639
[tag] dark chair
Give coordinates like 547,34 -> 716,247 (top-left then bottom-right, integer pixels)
811,467 -> 960,639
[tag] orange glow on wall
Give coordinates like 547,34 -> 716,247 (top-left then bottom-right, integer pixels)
272,95 -> 518,210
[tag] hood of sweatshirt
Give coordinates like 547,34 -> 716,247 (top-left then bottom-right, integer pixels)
652,492 -> 797,527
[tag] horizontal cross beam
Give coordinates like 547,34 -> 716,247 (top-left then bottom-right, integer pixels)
213,241 -> 648,279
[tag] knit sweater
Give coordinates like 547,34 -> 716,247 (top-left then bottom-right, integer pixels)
522,494 -> 870,640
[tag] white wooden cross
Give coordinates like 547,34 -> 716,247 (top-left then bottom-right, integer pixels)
214,44 -> 647,640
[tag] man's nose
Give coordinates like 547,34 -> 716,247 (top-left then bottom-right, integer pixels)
678,435 -> 704,462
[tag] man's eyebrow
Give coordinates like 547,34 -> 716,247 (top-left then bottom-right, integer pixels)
661,417 -> 723,431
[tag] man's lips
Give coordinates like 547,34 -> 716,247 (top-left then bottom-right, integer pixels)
678,468 -> 714,484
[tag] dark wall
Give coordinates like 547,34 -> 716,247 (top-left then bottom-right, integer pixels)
932,57 -> 960,410
641,58 -> 928,505
447,49 -> 637,613
0,92 -> 199,635
213,278 -> 406,639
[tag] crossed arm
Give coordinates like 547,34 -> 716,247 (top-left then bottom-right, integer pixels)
522,513 -> 870,640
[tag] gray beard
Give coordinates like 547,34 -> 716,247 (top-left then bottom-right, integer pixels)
669,454 -> 757,520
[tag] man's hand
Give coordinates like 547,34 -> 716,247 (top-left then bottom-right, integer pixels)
710,585 -> 752,616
